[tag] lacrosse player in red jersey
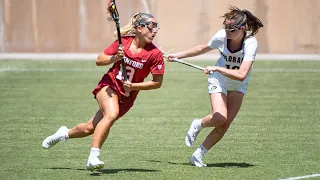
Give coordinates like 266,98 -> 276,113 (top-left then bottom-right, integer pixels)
167,6 -> 263,167
42,12 -> 164,171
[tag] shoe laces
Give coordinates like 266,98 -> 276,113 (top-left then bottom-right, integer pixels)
47,136 -> 58,145
47,135 -> 64,145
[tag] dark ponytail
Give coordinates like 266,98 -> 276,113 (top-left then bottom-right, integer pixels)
222,5 -> 264,36
242,9 -> 264,36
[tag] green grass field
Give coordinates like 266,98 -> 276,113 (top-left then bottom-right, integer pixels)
0,59 -> 320,180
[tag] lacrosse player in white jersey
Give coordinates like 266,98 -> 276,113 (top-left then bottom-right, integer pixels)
167,5 -> 263,167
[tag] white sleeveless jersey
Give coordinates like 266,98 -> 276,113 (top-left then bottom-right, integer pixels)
207,29 -> 258,87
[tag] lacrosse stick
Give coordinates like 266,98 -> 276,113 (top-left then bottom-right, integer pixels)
161,48 -> 214,75
107,0 -> 130,96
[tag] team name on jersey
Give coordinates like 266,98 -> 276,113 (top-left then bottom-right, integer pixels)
123,57 -> 144,69
221,52 -> 243,64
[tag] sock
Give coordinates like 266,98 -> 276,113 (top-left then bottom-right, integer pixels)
65,129 -> 69,139
90,148 -> 100,158
194,144 -> 208,157
195,119 -> 203,130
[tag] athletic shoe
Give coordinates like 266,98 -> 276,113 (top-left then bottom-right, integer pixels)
185,119 -> 202,147
86,156 -> 105,171
42,126 -> 68,149
189,154 -> 207,167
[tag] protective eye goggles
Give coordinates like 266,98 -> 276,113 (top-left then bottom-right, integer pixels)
223,24 -> 240,32
140,21 -> 160,31
223,14 -> 247,33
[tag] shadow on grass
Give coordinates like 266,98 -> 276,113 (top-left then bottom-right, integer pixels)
148,160 -> 254,168
48,167 -> 86,171
47,167 -> 160,176
206,162 -> 255,168
90,168 -> 160,176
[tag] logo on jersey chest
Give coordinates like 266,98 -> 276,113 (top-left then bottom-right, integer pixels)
221,53 -> 243,64
123,57 -> 144,69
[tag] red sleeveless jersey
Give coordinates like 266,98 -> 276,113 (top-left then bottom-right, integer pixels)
92,36 -> 165,102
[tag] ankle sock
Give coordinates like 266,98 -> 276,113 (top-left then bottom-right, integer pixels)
195,119 -> 203,130
65,129 -> 69,139
194,144 -> 208,157
90,148 -> 100,157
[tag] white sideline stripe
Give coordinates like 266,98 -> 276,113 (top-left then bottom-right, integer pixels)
253,69 -> 320,72
0,53 -> 97,60
0,68 -> 98,72
278,174 -> 320,180
0,53 -> 320,61
1,68 -> 320,73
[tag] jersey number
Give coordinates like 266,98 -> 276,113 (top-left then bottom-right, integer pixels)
225,65 -> 240,70
116,66 -> 135,82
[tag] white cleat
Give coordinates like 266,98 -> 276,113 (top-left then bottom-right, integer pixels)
86,156 -> 105,171
42,126 -> 68,149
185,119 -> 202,147
189,155 -> 207,167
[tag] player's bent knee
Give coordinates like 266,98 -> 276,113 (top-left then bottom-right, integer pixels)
103,113 -> 119,124
211,113 -> 227,127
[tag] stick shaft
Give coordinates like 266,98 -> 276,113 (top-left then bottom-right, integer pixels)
172,58 -> 205,71
172,58 -> 214,74
111,0 -> 127,81
115,22 -> 127,81
109,0 -> 129,96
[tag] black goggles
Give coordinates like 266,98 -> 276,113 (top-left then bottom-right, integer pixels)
223,14 -> 247,32
140,21 -> 160,31
223,24 -> 240,32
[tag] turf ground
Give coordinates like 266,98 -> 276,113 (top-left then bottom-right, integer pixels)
0,59 -> 320,180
